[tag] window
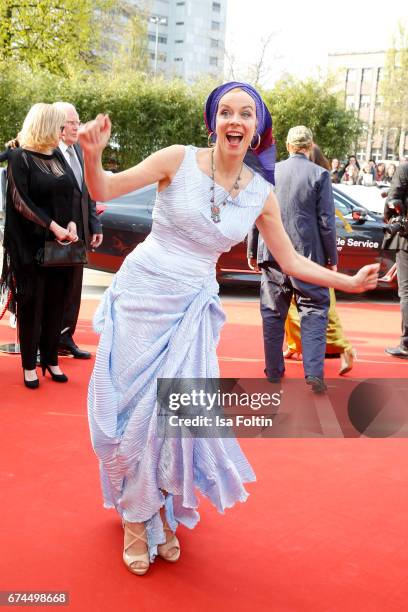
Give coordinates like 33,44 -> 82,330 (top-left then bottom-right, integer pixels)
211,20 -> 220,30
212,2 -> 221,11
174,57 -> 183,62
175,21 -> 184,25
148,34 -> 167,44
345,95 -> 355,110
347,68 -> 357,83
175,40 -> 184,43
333,196 -> 351,218
362,68 -> 373,82
210,57 -> 218,66
371,148 -> 382,162
211,38 -> 219,48
176,1 -> 185,4
375,94 -> 383,108
360,94 -> 371,108
149,52 -> 166,62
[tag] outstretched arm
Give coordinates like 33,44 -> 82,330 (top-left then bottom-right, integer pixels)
256,192 -> 379,294
78,114 -> 184,202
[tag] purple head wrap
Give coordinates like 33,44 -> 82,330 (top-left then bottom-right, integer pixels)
204,81 -> 276,185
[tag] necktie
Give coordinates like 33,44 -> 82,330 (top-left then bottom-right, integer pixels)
67,145 -> 83,189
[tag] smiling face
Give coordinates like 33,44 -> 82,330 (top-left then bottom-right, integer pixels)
214,89 -> 257,156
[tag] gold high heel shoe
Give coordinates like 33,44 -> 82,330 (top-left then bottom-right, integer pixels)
122,520 -> 150,575
283,347 -> 302,360
158,526 -> 180,562
339,347 -> 356,375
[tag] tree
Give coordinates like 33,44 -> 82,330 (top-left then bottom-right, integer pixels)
224,31 -> 282,87
113,13 -> 149,73
0,69 -> 359,169
264,77 -> 362,161
0,0 -> 111,75
246,32 -> 281,88
379,20 -> 408,159
97,0 -> 149,73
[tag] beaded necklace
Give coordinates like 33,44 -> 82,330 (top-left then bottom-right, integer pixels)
210,148 -> 243,223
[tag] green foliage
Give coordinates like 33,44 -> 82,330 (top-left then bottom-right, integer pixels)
0,66 -> 360,169
0,0 -> 111,75
97,1 -> 149,73
263,78 -> 362,161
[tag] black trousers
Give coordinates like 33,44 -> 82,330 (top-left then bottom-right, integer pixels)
16,266 -> 69,370
260,265 -> 330,379
60,265 -> 84,341
396,249 -> 408,349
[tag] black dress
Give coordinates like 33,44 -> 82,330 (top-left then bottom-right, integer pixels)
1,148 -> 76,370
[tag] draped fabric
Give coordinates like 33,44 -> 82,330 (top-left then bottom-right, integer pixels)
88,146 -> 271,560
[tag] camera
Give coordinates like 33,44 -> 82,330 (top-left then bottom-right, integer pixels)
384,199 -> 408,238
384,215 -> 408,238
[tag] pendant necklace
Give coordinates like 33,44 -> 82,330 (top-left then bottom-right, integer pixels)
210,148 -> 243,223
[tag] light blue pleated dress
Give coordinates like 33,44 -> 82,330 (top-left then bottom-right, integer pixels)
88,146 -> 271,559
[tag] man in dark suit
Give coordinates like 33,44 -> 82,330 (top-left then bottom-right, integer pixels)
247,126 -> 337,393
383,161 -> 408,359
54,102 -> 103,359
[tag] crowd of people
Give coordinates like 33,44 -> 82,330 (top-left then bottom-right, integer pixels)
330,155 -> 398,186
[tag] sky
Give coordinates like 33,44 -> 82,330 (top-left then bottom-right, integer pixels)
225,0 -> 408,85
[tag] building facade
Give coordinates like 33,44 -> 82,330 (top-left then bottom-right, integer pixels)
328,50 -> 408,162
128,0 -> 227,81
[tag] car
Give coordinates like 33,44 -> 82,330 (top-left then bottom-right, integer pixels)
334,183 -> 388,216
87,184 -> 396,288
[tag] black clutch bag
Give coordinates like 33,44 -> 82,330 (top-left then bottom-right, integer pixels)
35,239 -> 88,267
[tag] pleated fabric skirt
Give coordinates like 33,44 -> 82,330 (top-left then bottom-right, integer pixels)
88,252 -> 256,560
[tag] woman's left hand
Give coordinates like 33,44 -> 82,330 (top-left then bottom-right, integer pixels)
78,114 -> 111,155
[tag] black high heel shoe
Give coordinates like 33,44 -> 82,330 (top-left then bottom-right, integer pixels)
41,364 -> 68,383
23,371 -> 39,389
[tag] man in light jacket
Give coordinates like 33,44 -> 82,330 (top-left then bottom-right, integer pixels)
247,126 -> 337,393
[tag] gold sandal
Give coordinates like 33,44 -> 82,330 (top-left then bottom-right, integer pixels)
283,347 -> 302,360
122,520 -> 150,575
339,347 -> 356,375
158,526 -> 180,563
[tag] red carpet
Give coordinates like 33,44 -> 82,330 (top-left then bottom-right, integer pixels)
0,299 -> 407,611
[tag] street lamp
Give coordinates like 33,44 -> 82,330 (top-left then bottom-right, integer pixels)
149,15 -> 167,77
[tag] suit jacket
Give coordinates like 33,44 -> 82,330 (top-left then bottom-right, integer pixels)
56,143 -> 102,248
247,153 -> 338,267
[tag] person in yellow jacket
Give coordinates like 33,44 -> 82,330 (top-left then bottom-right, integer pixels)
284,145 -> 356,375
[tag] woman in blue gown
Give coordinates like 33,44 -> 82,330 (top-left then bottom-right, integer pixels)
79,83 -> 379,575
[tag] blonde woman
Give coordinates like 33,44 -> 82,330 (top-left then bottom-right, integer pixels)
1,103 -> 78,388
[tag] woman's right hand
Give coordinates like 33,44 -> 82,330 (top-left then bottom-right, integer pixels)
78,114 -> 111,155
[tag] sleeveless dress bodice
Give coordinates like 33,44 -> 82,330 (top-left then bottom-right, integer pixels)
129,145 -> 271,283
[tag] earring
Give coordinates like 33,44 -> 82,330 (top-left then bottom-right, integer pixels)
250,133 -> 261,151
207,132 -> 216,148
